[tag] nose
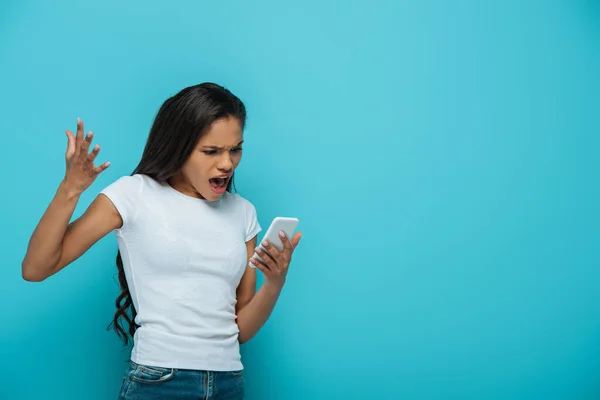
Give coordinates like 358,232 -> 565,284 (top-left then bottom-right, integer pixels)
217,152 -> 234,172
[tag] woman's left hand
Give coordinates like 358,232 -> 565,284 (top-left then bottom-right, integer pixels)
250,231 -> 302,289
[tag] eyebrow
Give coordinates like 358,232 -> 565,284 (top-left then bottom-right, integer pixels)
201,140 -> 244,150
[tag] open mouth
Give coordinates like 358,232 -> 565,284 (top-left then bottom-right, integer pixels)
209,175 -> 230,192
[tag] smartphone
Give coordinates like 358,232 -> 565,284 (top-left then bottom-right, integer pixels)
250,217 -> 299,268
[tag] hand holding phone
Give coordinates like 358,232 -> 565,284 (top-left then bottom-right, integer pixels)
250,217 -> 300,268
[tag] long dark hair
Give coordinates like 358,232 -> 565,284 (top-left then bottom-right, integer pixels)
109,82 -> 247,345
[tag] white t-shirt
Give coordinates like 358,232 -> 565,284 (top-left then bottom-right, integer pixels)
100,174 -> 261,371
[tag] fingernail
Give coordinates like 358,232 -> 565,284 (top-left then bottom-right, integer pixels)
77,118 -> 81,125
105,161 -> 111,167
255,247 -> 262,254
261,240 -> 269,247
279,230 -> 286,238
94,144 -> 100,151
86,131 -> 93,139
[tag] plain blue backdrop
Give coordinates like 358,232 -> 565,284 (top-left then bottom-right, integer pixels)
1,0 -> 599,399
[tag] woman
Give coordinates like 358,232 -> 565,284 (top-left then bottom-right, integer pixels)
21,82 -> 302,399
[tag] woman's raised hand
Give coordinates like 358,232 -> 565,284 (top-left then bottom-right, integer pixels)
63,118 -> 110,194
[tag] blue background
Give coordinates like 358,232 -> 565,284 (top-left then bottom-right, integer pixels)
1,0 -> 599,399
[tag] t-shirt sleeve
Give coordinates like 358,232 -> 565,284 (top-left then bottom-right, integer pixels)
100,175 -> 144,230
244,199 -> 262,242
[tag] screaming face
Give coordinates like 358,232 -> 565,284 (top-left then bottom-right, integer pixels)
169,116 -> 243,201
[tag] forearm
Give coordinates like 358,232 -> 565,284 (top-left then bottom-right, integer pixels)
236,282 -> 283,343
22,181 -> 80,280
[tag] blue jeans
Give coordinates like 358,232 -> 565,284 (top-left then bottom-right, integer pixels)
118,361 -> 245,399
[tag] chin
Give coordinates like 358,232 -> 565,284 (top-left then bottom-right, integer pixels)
202,186 -> 227,201
205,193 -> 223,201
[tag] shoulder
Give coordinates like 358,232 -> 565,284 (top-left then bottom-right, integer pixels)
101,174 -> 156,195
225,192 -> 257,213
225,193 -> 262,241
99,174 -> 155,227
102,173 -> 142,189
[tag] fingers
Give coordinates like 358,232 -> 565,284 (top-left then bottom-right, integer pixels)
79,130 -> 94,159
75,118 -> 84,156
93,161 -> 111,175
74,118 -> 92,158
252,232 -> 302,284
261,240 -> 283,260
86,144 -> 100,164
278,231 -> 302,257
290,232 -> 302,250
255,245 -> 278,270
257,240 -> 292,274
279,231 -> 293,253
65,130 -> 76,159
249,256 -> 270,273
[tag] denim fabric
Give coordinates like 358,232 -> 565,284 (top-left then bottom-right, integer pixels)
118,361 -> 245,399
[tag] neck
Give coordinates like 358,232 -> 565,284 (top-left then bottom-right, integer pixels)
167,173 -> 205,199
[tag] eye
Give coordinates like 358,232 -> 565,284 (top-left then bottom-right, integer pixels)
202,150 -> 217,155
231,147 -> 242,153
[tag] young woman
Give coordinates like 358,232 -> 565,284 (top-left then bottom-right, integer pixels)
21,82 -> 302,399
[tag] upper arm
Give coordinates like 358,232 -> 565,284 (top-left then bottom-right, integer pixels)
52,194 -> 122,275
236,198 -> 261,313
236,235 -> 258,313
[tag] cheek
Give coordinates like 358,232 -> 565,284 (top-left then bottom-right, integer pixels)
233,153 -> 243,167
188,170 -> 208,187
182,156 -> 210,183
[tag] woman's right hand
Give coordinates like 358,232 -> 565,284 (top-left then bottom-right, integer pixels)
63,118 -> 110,195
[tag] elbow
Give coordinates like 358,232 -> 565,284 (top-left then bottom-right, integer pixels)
238,330 -> 254,345
22,267 -> 45,282
22,270 -> 45,282
237,326 -> 247,344
21,259 -> 49,282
